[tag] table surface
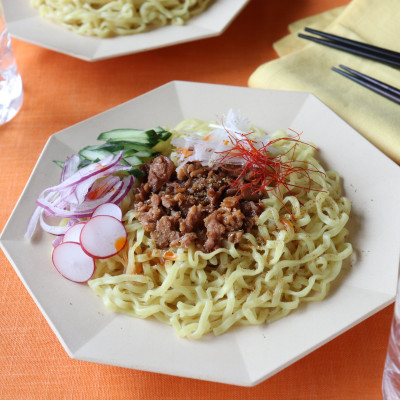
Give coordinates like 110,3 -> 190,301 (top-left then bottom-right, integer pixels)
0,0 -> 394,399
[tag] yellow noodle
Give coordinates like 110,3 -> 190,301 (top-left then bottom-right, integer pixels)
88,119 -> 352,339
30,0 -> 213,37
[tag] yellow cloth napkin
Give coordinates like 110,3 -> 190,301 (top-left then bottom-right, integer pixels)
273,6 -> 345,56
249,0 -> 400,164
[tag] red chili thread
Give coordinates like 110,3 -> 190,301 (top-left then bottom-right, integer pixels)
215,128 -> 327,217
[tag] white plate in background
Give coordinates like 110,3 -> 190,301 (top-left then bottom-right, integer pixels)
3,0 -> 250,61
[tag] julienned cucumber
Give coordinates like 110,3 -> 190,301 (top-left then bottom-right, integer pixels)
123,155 -> 144,166
122,148 -> 158,158
55,126 -> 172,174
79,146 -> 157,161
97,127 -> 171,146
82,142 -> 152,152
79,148 -> 113,161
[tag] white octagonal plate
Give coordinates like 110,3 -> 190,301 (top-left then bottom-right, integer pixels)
1,82 -> 400,386
3,0 -> 249,61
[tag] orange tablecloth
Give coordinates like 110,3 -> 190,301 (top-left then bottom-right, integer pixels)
0,0 -> 394,398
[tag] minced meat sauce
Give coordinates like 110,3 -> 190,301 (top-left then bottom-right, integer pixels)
132,155 -> 265,253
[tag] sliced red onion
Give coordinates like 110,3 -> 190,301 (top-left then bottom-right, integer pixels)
24,205 -> 42,240
25,153 -> 135,240
36,179 -> 124,218
111,175 -> 134,205
42,163 -> 129,200
39,213 -> 75,236
36,202 -> 93,220
60,154 -> 80,182
49,176 -> 132,215
52,235 -> 64,247
71,179 -> 127,212
40,165 -> 129,210
44,152 -> 126,194
25,191 -> 58,239
86,175 -> 121,201
34,176 -> 133,234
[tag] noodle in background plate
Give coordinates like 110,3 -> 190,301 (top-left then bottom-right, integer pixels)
88,117 -> 352,339
30,0 -> 214,37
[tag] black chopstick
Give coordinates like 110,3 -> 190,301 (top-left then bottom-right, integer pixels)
303,27 -> 400,61
298,28 -> 400,68
332,65 -> 400,104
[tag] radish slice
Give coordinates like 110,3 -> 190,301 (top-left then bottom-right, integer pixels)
52,241 -> 95,283
63,222 -> 85,243
92,203 -> 122,221
80,215 -> 127,259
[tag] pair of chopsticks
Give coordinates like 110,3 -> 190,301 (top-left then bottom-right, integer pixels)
298,27 -> 400,68
298,27 -> 400,104
332,65 -> 400,104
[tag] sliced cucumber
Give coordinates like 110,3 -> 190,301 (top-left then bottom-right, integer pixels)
79,148 -> 113,161
118,141 -> 158,152
78,158 -> 93,168
134,150 -> 157,158
123,155 -> 144,167
130,168 -> 145,178
55,126 -> 171,174
97,127 -> 172,146
122,148 -> 157,158
97,129 -> 159,146
119,158 -> 131,166
82,143 -> 126,153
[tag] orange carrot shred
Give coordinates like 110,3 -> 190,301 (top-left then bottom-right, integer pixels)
164,251 -> 177,260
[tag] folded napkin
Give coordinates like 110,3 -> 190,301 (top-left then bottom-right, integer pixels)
272,6 -> 345,56
249,0 -> 400,164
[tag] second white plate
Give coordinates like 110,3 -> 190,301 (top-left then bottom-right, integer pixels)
3,0 -> 250,61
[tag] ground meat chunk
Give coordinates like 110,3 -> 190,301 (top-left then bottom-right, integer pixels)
135,199 -> 164,231
228,231 -> 243,243
147,155 -> 175,192
177,232 -> 198,248
220,196 -> 239,209
203,206 -> 244,251
151,216 -> 180,248
161,192 -> 186,209
132,158 -> 265,252
203,216 -> 226,252
241,201 -> 265,230
180,205 -> 204,233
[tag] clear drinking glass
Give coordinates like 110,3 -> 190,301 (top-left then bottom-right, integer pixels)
382,281 -> 400,399
0,0 -> 23,125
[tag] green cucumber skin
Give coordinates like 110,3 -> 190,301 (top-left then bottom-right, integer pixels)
124,155 -> 144,166
79,148 -> 113,161
81,143 -> 126,153
97,129 -> 158,146
122,149 -> 157,158
97,128 -> 172,146
55,126 -> 172,173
